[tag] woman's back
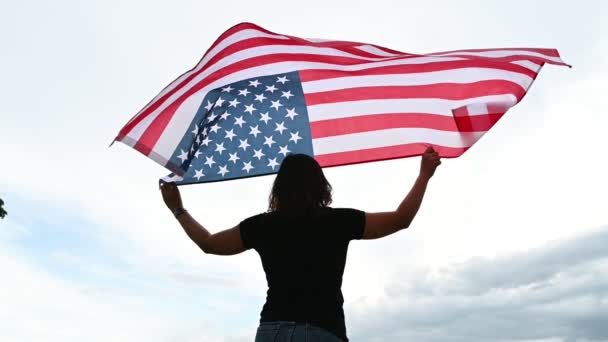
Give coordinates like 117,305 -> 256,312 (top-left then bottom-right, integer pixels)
160,148 -> 442,341
240,207 -> 365,341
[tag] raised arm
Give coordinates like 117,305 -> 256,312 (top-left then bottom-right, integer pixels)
362,147 -> 441,240
160,182 -> 246,255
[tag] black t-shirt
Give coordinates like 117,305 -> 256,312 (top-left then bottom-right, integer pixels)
239,207 -> 366,342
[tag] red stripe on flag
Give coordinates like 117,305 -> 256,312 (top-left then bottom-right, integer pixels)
309,113 -> 504,138
284,35 -> 371,49
335,46 -> 389,59
133,99 -> 184,156
304,80 -> 527,106
430,54 -> 568,66
205,22 -> 277,56
315,143 -> 469,167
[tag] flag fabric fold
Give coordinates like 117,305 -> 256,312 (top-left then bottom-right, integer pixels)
114,22 -> 568,184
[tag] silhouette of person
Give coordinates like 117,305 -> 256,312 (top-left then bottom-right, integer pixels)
160,146 -> 441,342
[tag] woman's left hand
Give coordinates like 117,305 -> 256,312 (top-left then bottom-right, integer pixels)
160,181 -> 183,211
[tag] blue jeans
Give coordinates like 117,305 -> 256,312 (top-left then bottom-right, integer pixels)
254,321 -> 345,342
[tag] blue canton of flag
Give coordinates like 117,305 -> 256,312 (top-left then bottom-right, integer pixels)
162,71 -> 313,184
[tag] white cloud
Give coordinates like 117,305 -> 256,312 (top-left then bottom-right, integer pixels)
345,226 -> 608,342
0,235 -> 258,342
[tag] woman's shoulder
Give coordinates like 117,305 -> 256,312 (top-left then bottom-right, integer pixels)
241,211 -> 272,224
325,207 -> 364,216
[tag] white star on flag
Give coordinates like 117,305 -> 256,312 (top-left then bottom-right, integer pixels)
253,148 -> 265,160
260,112 -> 271,124
228,98 -> 240,107
242,161 -> 254,173
178,149 -> 188,163
228,152 -> 240,164
270,100 -> 282,110
249,79 -> 261,87
244,104 -> 256,114
289,131 -> 302,144
225,129 -> 237,141
239,139 -> 250,151
263,135 -> 276,147
267,158 -> 279,170
218,165 -> 230,176
278,145 -> 291,157
285,108 -> 298,120
255,93 -> 267,103
234,116 -> 246,127
220,111 -> 231,120
204,100 -> 213,111
281,90 -> 293,99
215,142 -> 226,154
275,122 -> 287,134
249,125 -> 261,138
204,156 -> 216,167
210,123 -> 221,133
193,169 -> 205,180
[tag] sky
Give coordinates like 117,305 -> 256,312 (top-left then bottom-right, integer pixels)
1,0 -> 607,341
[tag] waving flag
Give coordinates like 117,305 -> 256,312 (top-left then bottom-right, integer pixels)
114,22 -> 568,184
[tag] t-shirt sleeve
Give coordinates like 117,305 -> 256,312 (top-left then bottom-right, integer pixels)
239,214 -> 265,250
334,208 -> 366,241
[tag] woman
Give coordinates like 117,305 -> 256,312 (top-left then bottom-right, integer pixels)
160,147 -> 441,341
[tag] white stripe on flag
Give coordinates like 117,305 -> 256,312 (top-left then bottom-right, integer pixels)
302,37 -> 334,43
301,68 -> 533,93
312,128 -> 486,155
510,60 -> 543,72
161,174 -> 184,183
355,45 -> 400,57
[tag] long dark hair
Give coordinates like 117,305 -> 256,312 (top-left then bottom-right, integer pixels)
268,154 -> 332,216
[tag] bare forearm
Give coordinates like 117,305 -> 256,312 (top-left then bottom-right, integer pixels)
176,212 -> 211,251
395,175 -> 430,228
362,175 -> 431,239
362,148 -> 439,240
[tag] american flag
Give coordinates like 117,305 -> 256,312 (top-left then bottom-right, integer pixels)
114,22 -> 568,184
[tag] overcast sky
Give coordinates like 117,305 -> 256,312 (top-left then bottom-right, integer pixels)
1,0 -> 607,341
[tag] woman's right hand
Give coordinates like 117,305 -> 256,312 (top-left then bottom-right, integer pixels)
160,181 -> 184,211
419,146 -> 442,180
